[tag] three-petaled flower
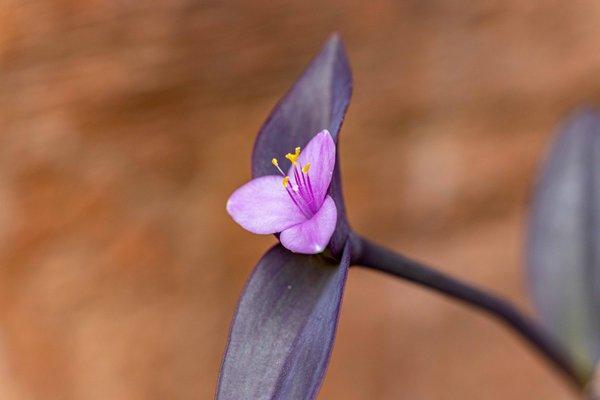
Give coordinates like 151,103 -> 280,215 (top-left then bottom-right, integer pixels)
226,130 -> 337,254
217,34 -> 352,400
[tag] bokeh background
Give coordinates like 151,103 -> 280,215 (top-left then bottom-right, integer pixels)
1,1 -> 600,399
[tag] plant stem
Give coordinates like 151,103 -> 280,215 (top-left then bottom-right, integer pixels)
350,234 -> 588,391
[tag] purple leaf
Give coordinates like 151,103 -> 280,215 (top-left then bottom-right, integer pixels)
216,243 -> 351,400
251,34 -> 353,255
527,109 -> 600,373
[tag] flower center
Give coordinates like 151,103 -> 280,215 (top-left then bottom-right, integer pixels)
272,147 -> 318,219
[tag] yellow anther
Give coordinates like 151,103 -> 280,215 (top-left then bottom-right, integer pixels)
272,158 -> 279,167
285,147 -> 302,165
302,162 -> 311,174
285,153 -> 298,165
282,176 -> 290,187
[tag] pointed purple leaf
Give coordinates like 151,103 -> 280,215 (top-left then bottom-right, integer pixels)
527,109 -> 600,373
217,243 -> 351,400
251,34 -> 353,255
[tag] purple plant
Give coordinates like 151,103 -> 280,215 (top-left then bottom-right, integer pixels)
218,35 -> 352,400
527,110 -> 600,392
217,34 -> 593,399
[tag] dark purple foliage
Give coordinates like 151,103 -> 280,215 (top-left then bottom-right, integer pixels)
216,244 -> 351,399
527,109 -> 600,374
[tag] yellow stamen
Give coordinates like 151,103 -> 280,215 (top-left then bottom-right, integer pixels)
282,176 -> 290,187
284,153 -> 298,165
285,147 -> 302,165
301,162 -> 311,174
272,157 -> 286,175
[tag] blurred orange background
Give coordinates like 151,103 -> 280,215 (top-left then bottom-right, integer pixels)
1,1 -> 599,399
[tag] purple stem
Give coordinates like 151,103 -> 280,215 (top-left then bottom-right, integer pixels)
349,233 -> 587,391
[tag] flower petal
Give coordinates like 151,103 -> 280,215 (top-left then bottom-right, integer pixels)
288,130 -> 335,207
216,242 -> 351,400
227,175 -> 306,234
527,108 -> 600,375
251,33 -> 352,255
280,195 -> 337,254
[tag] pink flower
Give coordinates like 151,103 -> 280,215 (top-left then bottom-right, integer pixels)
226,130 -> 337,254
